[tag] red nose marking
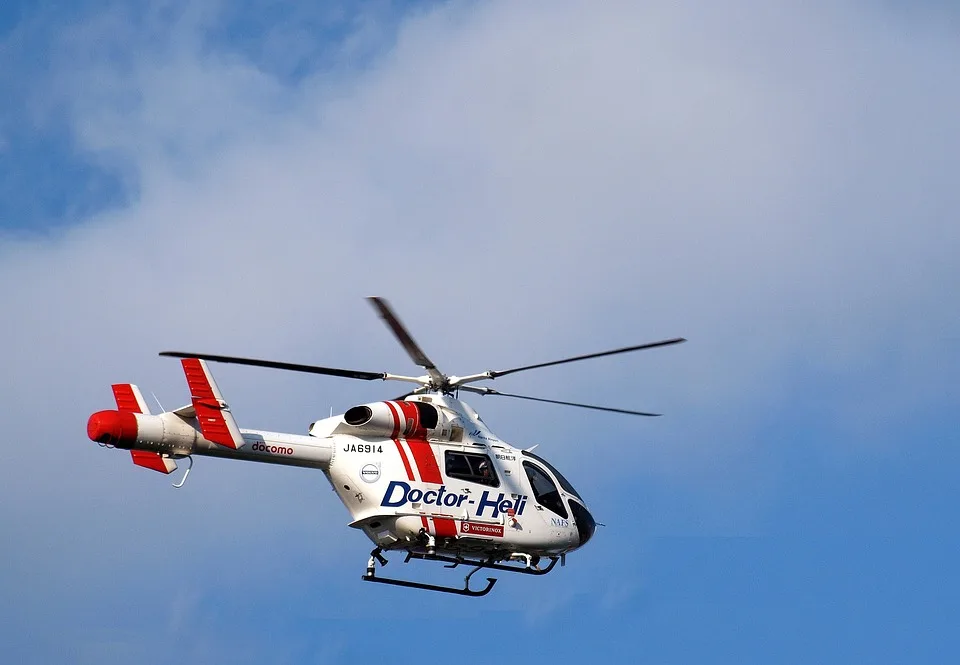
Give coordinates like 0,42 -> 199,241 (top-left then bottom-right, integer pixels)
87,410 -> 138,446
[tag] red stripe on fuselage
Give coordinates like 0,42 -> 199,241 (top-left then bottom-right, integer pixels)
432,517 -> 457,539
385,401 -> 401,439
395,400 -> 427,438
393,439 -> 414,481
406,439 -> 442,484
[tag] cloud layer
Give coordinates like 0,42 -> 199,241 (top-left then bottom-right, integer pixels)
2,1 -> 958,662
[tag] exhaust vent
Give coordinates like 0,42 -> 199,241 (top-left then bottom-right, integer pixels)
344,405 -> 373,426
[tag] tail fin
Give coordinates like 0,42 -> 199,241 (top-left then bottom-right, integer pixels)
130,450 -> 177,473
180,358 -> 243,449
111,384 -> 177,473
112,384 -> 150,415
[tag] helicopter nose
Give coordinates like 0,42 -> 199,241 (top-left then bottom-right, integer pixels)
569,500 -> 596,548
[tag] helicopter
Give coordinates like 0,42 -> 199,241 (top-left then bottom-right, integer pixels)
86,297 -> 684,596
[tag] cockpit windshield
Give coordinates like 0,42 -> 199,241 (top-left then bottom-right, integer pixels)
522,461 -> 568,519
521,450 -> 583,501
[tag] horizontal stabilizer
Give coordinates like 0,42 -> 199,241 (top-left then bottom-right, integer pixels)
130,451 -> 177,474
112,384 -> 150,415
171,403 -> 196,419
180,358 -> 243,449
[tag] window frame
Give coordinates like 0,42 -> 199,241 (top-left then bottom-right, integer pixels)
521,450 -> 583,501
522,461 -> 569,519
444,451 -> 500,487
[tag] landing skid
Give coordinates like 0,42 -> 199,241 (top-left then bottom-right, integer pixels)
361,548 -> 560,597
406,552 -> 560,575
363,565 -> 497,597
363,549 -> 496,597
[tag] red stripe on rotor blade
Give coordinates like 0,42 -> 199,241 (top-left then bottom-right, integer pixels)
433,517 -> 457,539
406,440 -> 442,484
112,385 -> 143,414
385,401 -> 401,439
393,439 -> 414,481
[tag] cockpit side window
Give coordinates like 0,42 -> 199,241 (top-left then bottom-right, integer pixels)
445,451 -> 499,487
522,461 -> 568,518
521,450 -> 583,501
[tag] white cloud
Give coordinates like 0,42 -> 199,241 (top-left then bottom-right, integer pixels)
1,1 -> 958,656
2,0 -> 956,509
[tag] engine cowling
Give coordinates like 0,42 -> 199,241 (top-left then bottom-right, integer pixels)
337,400 -> 439,439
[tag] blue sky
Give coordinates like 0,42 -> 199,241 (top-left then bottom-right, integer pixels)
1,1 -> 958,663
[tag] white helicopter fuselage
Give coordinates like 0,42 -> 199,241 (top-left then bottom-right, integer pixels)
87,380 -> 595,561
311,394 -> 594,559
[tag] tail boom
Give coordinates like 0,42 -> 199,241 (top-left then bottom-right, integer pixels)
89,358 -> 332,474
88,409 -> 331,470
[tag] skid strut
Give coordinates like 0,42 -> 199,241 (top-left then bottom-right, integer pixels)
406,552 -> 560,575
363,549 -> 496,597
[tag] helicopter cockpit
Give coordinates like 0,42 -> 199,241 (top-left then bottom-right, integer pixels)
521,450 -> 596,547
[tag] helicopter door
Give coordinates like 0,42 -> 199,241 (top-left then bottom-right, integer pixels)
521,461 -> 569,528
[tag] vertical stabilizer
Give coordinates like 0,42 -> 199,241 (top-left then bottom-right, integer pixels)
180,358 -> 244,449
110,384 -> 177,473
112,384 -> 150,415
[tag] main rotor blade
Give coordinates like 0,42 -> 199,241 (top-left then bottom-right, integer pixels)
460,386 -> 661,417
367,297 -> 445,384
488,337 -> 687,379
159,351 -> 387,381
